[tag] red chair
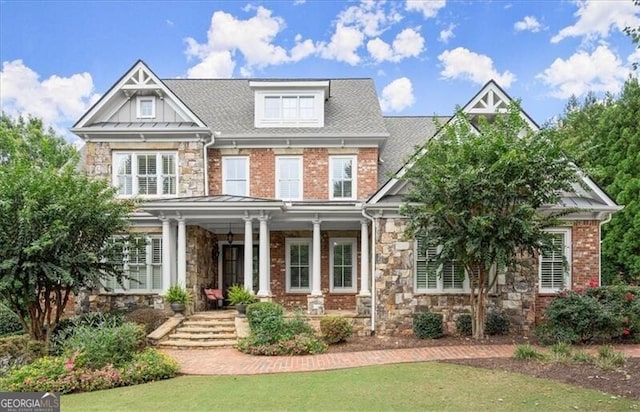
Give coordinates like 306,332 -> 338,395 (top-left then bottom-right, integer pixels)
204,288 -> 224,310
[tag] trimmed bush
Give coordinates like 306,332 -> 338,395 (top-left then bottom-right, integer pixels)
62,322 -> 146,369
413,312 -> 443,339
0,335 -> 46,377
246,302 -> 285,345
0,305 -> 23,337
485,310 -> 510,336
455,314 -> 472,336
125,308 -> 168,334
320,316 -> 353,344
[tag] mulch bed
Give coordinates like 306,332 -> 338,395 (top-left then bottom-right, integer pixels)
326,335 -> 640,400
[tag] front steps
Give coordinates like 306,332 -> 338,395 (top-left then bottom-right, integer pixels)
156,310 -> 238,349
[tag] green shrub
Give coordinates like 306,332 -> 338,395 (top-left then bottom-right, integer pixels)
548,342 -> 573,363
0,335 -> 46,376
282,311 -> 315,340
485,310 -> 510,336
120,349 -> 179,384
63,322 -> 146,369
513,343 -> 546,360
455,313 -> 472,336
594,345 -> 627,370
0,305 -> 23,337
237,334 -> 327,356
320,316 -> 353,344
572,350 -> 593,364
246,302 -> 286,345
413,312 -> 443,339
538,290 -> 623,344
51,311 -> 127,355
125,308 -> 168,334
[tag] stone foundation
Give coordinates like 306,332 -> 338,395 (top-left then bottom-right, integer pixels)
76,288 -> 166,314
307,295 -> 325,315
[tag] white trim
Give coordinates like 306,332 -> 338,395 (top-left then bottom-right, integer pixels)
105,234 -> 164,293
136,96 -> 156,119
285,238 -> 312,293
539,228 -> 572,294
275,156 -> 303,200
111,151 -> 178,198
222,156 -> 250,196
329,155 -> 357,200
329,237 -> 357,293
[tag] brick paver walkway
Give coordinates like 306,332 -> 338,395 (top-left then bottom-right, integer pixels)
163,344 -> 640,376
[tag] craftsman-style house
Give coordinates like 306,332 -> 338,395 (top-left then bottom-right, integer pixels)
72,60 -> 619,335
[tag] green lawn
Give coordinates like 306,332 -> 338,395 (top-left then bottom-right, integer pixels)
62,362 -> 637,411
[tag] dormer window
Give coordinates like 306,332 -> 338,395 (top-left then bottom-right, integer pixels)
251,80 -> 329,128
137,96 -> 156,119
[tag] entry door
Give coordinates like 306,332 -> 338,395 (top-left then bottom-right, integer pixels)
222,245 -> 244,294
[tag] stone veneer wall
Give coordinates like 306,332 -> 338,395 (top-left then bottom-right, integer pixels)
374,217 -> 537,336
83,141 -> 206,196
186,226 -> 217,312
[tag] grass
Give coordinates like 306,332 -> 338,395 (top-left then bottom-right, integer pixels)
62,362 -> 638,411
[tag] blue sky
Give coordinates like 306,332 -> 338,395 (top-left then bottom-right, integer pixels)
1,0 -> 639,142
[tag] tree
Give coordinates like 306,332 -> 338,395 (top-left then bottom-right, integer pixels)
555,78 -> 640,284
400,103 -> 579,339
624,0 -> 640,70
0,114 -> 134,343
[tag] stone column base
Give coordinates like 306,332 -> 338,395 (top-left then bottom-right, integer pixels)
257,295 -> 274,303
356,294 -> 372,316
307,295 -> 325,315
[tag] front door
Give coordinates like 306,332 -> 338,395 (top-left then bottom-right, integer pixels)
222,245 -> 244,295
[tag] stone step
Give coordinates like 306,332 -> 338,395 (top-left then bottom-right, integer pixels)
189,311 -> 236,321
176,325 -> 235,334
169,332 -> 237,340
182,320 -> 235,328
158,339 -> 237,349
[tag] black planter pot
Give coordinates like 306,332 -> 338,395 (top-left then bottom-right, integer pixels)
170,302 -> 186,317
235,304 -> 247,317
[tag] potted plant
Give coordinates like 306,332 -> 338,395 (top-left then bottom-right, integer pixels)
227,284 -> 256,316
165,284 -> 192,317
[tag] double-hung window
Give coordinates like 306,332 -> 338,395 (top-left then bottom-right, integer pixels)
330,238 -> 357,292
286,238 -> 311,292
104,235 -> 163,292
222,157 -> 249,196
330,156 -> 356,200
276,156 -> 302,200
415,237 -> 468,293
539,228 -> 571,293
113,152 -> 177,196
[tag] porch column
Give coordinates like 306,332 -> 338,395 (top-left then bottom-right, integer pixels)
311,218 -> 322,296
243,216 -> 253,292
161,219 -> 172,293
257,215 -> 270,297
177,218 -> 187,287
359,219 -> 370,296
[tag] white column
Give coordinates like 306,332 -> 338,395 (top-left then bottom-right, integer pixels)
359,219 -> 370,295
257,215 -> 270,296
312,218 -> 322,296
161,219 -> 172,293
177,218 -> 187,287
243,216 -> 254,292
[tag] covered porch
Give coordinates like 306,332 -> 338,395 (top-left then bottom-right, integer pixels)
142,196 -> 373,316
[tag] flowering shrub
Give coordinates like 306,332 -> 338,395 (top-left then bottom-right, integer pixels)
537,285 -> 640,344
320,316 -> 353,343
237,334 -> 327,356
0,348 -> 178,394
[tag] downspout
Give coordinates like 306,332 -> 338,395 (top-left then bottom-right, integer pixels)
599,212 -> 613,286
203,131 -> 219,196
361,207 -> 376,334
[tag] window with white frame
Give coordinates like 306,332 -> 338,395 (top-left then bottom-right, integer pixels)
415,237 -> 482,293
330,156 -> 356,200
286,238 -> 311,292
539,229 -> 571,293
112,152 -> 177,196
276,156 -> 302,200
330,238 -> 357,292
222,157 -> 249,196
255,92 -> 323,127
104,235 -> 163,292
136,96 -> 156,119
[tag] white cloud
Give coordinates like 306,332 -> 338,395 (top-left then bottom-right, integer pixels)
337,0 -> 403,37
367,27 -> 424,62
318,24 -> 365,65
514,16 -> 542,33
0,60 -> 99,139
379,77 -> 414,112
438,47 -> 516,87
185,6 -> 313,77
405,0 -> 446,19
537,45 -> 629,98
551,0 -> 640,43
293,0 -> 306,5
439,24 -> 455,43
290,37 -> 316,62
629,48 -> 640,65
